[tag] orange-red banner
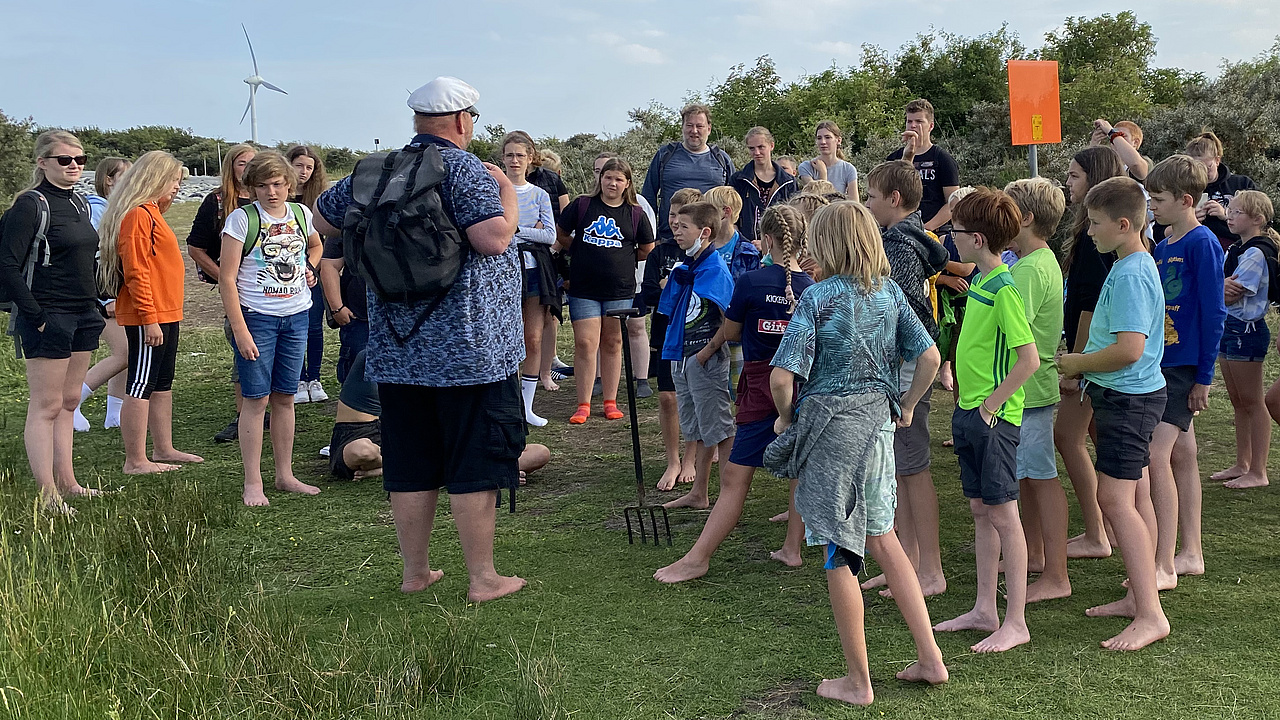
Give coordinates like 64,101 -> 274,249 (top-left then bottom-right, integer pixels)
1008,60 -> 1062,146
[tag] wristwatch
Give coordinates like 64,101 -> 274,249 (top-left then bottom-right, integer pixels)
1107,129 -> 1125,143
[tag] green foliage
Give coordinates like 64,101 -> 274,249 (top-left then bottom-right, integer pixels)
892,26 -> 1026,135
0,110 -> 36,211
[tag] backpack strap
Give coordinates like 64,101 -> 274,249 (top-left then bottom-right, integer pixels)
241,204 -> 262,257
709,144 -> 732,185
22,191 -> 51,286
288,202 -> 310,239
629,204 -> 643,240
655,143 -> 679,204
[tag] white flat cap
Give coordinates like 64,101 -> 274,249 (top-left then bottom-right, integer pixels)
407,76 -> 480,115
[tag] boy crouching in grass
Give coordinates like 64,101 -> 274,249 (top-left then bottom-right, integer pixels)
1058,177 -> 1170,651
657,202 -> 736,510
933,188 -> 1039,653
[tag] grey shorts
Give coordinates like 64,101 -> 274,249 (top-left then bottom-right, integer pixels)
1016,404 -> 1058,480
672,348 -> 736,446
223,315 -> 240,385
894,358 -> 934,476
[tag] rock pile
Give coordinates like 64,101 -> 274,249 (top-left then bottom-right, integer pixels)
73,171 -> 218,203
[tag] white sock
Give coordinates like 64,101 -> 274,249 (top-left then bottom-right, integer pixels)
521,375 -> 547,427
80,382 -> 93,404
105,395 -> 123,429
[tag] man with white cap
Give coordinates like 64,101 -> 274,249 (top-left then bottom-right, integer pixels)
314,76 -> 527,602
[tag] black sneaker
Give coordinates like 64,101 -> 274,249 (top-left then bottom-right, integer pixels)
635,379 -> 653,399
213,415 -> 239,443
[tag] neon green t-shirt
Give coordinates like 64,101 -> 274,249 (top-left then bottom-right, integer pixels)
1009,247 -> 1065,409
956,264 -> 1036,425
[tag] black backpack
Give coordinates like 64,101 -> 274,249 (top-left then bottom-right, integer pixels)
341,145 -> 466,344
1225,236 -> 1280,305
0,191 -> 54,313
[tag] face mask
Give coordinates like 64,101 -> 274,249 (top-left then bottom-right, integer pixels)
685,239 -> 704,257
762,253 -> 774,267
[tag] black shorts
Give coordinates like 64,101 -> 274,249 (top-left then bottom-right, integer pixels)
1160,365 -> 1197,431
379,374 -> 526,496
14,307 -> 104,360
952,406 -> 1020,505
1086,383 -> 1167,480
330,419 -> 381,480
125,322 -> 180,399
655,357 -> 675,392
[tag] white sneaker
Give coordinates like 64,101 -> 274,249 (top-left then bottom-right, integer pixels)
294,381 -> 311,404
319,445 -> 331,458
308,380 -> 329,402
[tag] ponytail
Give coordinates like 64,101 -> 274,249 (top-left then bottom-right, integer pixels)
759,205 -> 808,312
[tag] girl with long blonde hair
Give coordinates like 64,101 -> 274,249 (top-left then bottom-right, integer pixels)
73,157 -> 132,432
100,150 -> 203,475
767,200 -> 947,702
654,203 -> 815,585
186,143 -> 256,443
0,130 -> 103,511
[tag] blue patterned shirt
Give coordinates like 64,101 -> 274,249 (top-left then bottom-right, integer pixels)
771,275 -> 934,410
316,134 -> 522,387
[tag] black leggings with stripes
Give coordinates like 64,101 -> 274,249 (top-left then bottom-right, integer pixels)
125,322 -> 180,400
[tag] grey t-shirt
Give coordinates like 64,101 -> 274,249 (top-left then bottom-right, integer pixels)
799,159 -> 859,194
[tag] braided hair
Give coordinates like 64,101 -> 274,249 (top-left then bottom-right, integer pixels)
759,204 -> 808,312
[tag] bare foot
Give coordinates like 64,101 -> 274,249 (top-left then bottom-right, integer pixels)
878,573 -> 945,599
539,375 -> 560,392
711,447 -> 720,464
243,487 -> 270,507
656,464 -> 680,492
354,467 -> 384,480
467,574 -> 526,603
1086,595 -> 1135,618
860,573 -> 887,590
1026,576 -> 1072,603
1120,568 -> 1177,591
654,556 -> 709,583
816,676 -> 873,707
934,609 -> 1000,633
769,510 -> 789,523
275,477 -> 322,495
896,659 -> 949,685
942,438 -> 954,447
677,461 -> 697,485
1101,615 -> 1170,651
152,450 -> 204,464
401,568 -> 445,593
1224,473 -> 1269,489
1209,465 -> 1245,481
663,492 -> 709,510
1066,536 -> 1112,559
60,484 -> 104,498
1173,552 -> 1204,577
39,493 -> 76,517
972,623 -> 1031,653
769,548 -> 802,567
124,460 -> 179,475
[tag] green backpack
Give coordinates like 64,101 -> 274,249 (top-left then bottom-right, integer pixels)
241,202 -> 310,257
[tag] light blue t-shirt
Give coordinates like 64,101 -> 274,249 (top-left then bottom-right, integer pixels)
1082,251 -> 1166,394
715,230 -> 740,267
799,159 -> 858,194
1227,246 -> 1270,322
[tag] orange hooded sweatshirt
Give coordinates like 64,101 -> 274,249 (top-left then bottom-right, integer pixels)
115,203 -> 185,326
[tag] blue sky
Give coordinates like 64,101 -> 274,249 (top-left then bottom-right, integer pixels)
3,0 -> 1275,150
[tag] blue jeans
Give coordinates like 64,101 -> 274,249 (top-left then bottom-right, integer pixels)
301,283 -> 326,382
567,295 -> 633,322
231,309 -> 308,399
336,319 -> 369,385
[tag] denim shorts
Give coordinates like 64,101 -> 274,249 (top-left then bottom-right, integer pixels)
567,295 -> 633,322
230,308 -> 308,399
1220,315 -> 1270,363
1016,404 -> 1058,480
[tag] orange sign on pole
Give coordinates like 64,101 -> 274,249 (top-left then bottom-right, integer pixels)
1008,60 -> 1061,146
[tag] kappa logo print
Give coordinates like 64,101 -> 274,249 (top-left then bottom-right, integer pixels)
583,215 -> 625,248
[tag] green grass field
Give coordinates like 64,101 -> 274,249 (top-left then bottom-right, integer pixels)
1,203 -> 1279,719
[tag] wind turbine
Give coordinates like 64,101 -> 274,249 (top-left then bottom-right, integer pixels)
239,24 -> 287,144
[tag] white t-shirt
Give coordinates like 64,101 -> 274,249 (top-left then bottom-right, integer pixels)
799,158 -> 859,194
222,201 -> 315,316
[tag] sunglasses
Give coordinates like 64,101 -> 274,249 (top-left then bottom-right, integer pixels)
46,155 -> 88,167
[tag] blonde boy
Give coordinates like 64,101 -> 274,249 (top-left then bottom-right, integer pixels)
1058,177 -> 1170,651
1003,178 -> 1069,602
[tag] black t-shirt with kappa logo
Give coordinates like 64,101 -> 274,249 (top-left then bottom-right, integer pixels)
557,196 -> 655,301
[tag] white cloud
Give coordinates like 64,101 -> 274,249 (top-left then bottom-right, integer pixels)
815,41 -> 859,59
592,32 -> 668,65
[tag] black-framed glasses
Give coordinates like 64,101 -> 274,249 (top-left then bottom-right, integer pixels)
46,155 -> 88,167
951,227 -> 972,235
416,106 -> 480,121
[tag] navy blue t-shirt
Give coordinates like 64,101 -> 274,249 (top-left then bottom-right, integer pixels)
724,264 -> 815,362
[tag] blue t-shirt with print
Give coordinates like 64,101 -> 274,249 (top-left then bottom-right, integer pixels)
1082,251 -> 1166,394
316,134 -> 523,388
725,264 -> 815,362
1153,224 -> 1226,384
771,275 -> 933,412
715,231 -> 739,268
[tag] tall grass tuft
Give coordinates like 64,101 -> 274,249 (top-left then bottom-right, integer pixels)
0,446 -> 481,719
505,631 -> 566,720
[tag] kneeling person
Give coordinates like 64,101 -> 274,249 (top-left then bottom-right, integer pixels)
330,350 -> 383,480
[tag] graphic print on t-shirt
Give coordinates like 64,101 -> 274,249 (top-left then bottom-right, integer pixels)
255,218 -> 308,298
584,215 -> 625,248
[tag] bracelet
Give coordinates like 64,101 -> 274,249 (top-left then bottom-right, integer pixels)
335,305 -> 347,314
981,399 -> 998,416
